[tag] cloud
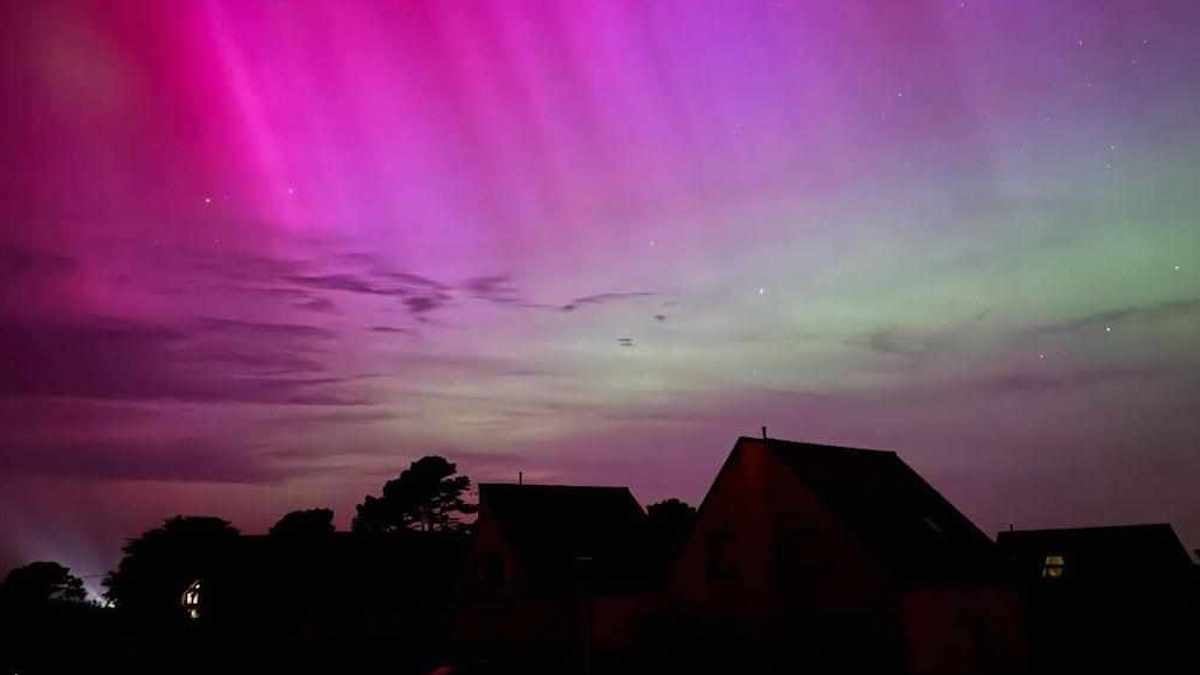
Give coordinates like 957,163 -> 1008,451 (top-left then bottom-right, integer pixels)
369,325 -> 415,335
285,270 -> 454,318
184,347 -> 325,376
0,315 -> 362,405
1030,297 -> 1200,337
296,297 -> 337,313
332,252 -> 449,290
404,293 -> 451,316
0,437 -> 299,483
560,291 -> 655,312
188,250 -> 306,285
848,326 -> 954,357
383,271 -> 449,290
463,275 -> 522,304
197,317 -> 335,340
285,273 -> 409,296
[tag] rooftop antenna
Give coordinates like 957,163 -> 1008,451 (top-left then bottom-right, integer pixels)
762,426 -> 768,439
518,471 -> 523,486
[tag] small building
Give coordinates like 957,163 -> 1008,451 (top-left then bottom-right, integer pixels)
455,483 -> 657,672
668,436 -> 1026,674
997,523 -> 1197,672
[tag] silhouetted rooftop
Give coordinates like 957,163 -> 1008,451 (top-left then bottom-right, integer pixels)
477,483 -> 650,593
997,523 -> 1194,583
741,436 -> 999,584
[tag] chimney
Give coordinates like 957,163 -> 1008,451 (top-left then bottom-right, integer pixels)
761,426 -> 768,439
518,471 -> 523,486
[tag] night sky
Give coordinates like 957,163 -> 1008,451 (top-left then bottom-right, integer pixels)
3,1 -> 1198,590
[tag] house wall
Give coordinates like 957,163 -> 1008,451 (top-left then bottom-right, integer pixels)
589,592 -> 662,651
900,585 -> 1028,675
670,438 -> 889,623
477,504 -> 522,588
455,500 -> 657,658
454,501 -> 524,644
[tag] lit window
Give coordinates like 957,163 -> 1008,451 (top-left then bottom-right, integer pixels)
181,579 -> 203,619
1042,554 -> 1065,578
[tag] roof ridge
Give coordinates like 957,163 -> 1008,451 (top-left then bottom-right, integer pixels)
479,482 -> 632,490
1001,523 -> 1175,534
739,435 -> 898,456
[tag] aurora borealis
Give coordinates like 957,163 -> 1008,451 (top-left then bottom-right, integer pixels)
2,0 -> 1198,585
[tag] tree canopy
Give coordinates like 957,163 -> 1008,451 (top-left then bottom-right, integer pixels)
269,508 -> 335,537
352,456 -> 476,534
102,515 -> 240,617
646,498 -> 697,558
0,561 -> 87,605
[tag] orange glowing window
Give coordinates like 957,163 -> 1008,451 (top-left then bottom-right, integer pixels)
1041,555 -> 1065,578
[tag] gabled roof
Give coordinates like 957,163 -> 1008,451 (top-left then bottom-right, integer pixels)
477,483 -> 649,593
996,523 -> 1194,582
738,436 -> 998,583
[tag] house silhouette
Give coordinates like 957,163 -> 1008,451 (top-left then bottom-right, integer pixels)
998,523 -> 1196,673
456,436 -> 1029,674
455,484 -> 657,672
668,436 -> 1026,674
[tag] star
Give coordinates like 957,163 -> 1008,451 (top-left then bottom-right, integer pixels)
1174,265 -> 1182,271
1039,353 -> 1046,360
204,196 -> 212,205
1105,326 -> 1112,333
757,287 -> 766,295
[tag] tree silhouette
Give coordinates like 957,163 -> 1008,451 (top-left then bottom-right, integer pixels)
352,456 -> 476,534
269,508 -> 335,537
0,561 -> 105,675
646,498 -> 697,560
103,515 -> 240,619
0,561 -> 87,605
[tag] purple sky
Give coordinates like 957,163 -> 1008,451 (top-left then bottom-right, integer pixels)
3,0 -> 1199,588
